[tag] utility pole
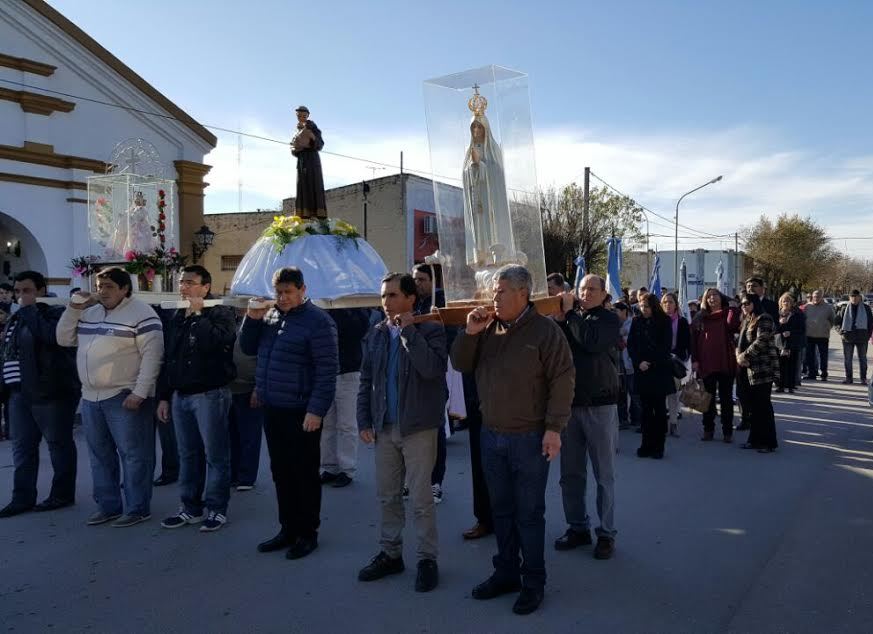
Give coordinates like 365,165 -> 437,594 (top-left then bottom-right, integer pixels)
583,167 -> 590,259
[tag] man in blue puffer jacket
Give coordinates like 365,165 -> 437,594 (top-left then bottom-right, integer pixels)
240,266 -> 338,560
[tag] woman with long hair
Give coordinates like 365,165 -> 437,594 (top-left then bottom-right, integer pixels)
775,293 -> 805,394
660,293 -> 690,437
736,293 -> 780,453
628,293 -> 675,459
690,287 -> 742,442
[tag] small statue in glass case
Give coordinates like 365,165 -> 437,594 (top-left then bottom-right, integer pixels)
291,105 -> 327,219
462,86 -> 515,267
109,190 -> 154,256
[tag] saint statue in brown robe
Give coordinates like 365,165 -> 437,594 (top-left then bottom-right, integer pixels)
291,105 -> 327,219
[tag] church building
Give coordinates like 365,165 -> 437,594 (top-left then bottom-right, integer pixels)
0,0 -> 215,292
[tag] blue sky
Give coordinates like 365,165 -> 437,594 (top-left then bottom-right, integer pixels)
50,0 -> 873,255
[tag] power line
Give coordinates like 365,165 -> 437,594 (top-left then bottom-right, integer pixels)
588,169 -> 731,240
0,77 -> 448,180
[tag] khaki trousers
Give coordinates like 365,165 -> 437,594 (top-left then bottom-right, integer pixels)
375,424 -> 438,561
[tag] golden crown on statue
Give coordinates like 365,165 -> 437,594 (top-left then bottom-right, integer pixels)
467,84 -> 488,116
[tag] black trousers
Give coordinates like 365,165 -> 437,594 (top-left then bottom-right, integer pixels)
746,382 -> 777,450
805,337 -> 829,378
736,370 -> 752,428
464,373 -> 492,528
263,406 -> 322,539
639,392 -> 668,454
702,372 -> 734,434
778,350 -> 798,390
154,415 -> 179,479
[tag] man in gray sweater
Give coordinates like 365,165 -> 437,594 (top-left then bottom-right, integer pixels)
804,290 -> 834,381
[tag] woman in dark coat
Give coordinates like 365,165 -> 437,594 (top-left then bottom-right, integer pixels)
736,294 -> 780,453
775,293 -> 805,393
628,292 -> 675,459
660,293 -> 689,437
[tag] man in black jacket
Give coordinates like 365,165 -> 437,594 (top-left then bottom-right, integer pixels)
552,274 -> 621,560
156,266 -> 237,533
0,271 -> 80,518
745,277 -> 779,321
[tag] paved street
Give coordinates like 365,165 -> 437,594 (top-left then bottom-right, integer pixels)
2,335 -> 872,633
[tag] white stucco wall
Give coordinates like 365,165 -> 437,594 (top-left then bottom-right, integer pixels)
0,2 -> 212,292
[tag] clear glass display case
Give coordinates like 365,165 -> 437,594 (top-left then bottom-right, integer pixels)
86,174 -> 177,261
423,65 -> 547,305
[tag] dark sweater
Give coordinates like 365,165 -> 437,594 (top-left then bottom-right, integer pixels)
559,306 -> 621,407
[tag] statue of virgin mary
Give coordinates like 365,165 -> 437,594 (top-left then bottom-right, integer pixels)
462,87 -> 515,267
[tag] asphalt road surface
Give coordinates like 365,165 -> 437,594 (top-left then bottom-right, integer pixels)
2,335 -> 871,633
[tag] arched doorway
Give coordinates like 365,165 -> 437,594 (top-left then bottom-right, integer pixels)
0,212 -> 48,284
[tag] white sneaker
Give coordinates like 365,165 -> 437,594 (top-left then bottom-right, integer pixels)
432,484 -> 443,504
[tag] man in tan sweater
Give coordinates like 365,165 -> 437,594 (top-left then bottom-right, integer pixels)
57,267 -> 164,528
451,265 -> 574,616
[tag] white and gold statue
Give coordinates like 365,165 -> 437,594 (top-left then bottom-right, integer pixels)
462,85 -> 516,268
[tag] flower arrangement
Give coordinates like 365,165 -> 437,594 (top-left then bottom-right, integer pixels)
69,255 -> 100,278
123,250 -> 153,276
264,215 -> 360,253
151,189 -> 167,249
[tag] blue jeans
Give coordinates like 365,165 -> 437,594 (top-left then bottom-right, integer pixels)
9,391 -> 78,505
82,391 -> 155,516
172,388 -> 232,515
481,426 -> 550,590
229,391 -> 263,487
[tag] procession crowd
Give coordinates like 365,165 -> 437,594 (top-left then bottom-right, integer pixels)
0,262 -> 866,617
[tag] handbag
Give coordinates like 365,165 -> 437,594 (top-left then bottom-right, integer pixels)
680,374 -> 712,413
670,354 -> 688,380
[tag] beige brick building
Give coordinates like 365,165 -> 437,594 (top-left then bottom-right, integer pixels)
203,173 -> 457,294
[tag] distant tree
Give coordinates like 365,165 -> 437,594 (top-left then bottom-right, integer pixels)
743,213 -> 837,297
539,184 -> 645,281
812,254 -> 873,297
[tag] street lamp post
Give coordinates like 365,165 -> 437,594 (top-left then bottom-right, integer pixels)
674,175 -> 723,290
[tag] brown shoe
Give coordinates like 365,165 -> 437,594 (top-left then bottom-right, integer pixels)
463,523 -> 493,540
593,536 -> 615,560
701,431 -> 714,442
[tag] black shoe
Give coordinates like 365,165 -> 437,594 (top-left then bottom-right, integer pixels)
842,378 -> 853,384
153,474 -> 178,487
594,536 -> 615,560
650,450 -> 664,460
512,587 -> 544,615
636,447 -> 651,458
286,536 -> 318,560
358,551 -> 405,581
320,471 -> 339,485
415,559 -> 439,592
0,502 -> 33,518
775,387 -> 784,393
472,574 -> 522,600
331,473 -> 353,488
257,530 -> 292,553
554,528 -> 592,551
821,376 -> 828,382
33,497 -> 74,512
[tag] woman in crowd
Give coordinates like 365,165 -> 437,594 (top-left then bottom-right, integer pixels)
660,293 -> 690,437
736,294 -> 780,453
690,287 -> 741,442
628,292 -> 675,459
775,293 -> 805,394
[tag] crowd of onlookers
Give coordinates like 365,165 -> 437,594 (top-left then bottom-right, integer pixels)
0,262 -> 868,616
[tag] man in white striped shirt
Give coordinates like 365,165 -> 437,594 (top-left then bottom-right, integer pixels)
57,267 -> 164,528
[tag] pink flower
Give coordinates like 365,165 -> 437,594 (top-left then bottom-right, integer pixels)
125,250 -> 137,261
145,268 -> 156,281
